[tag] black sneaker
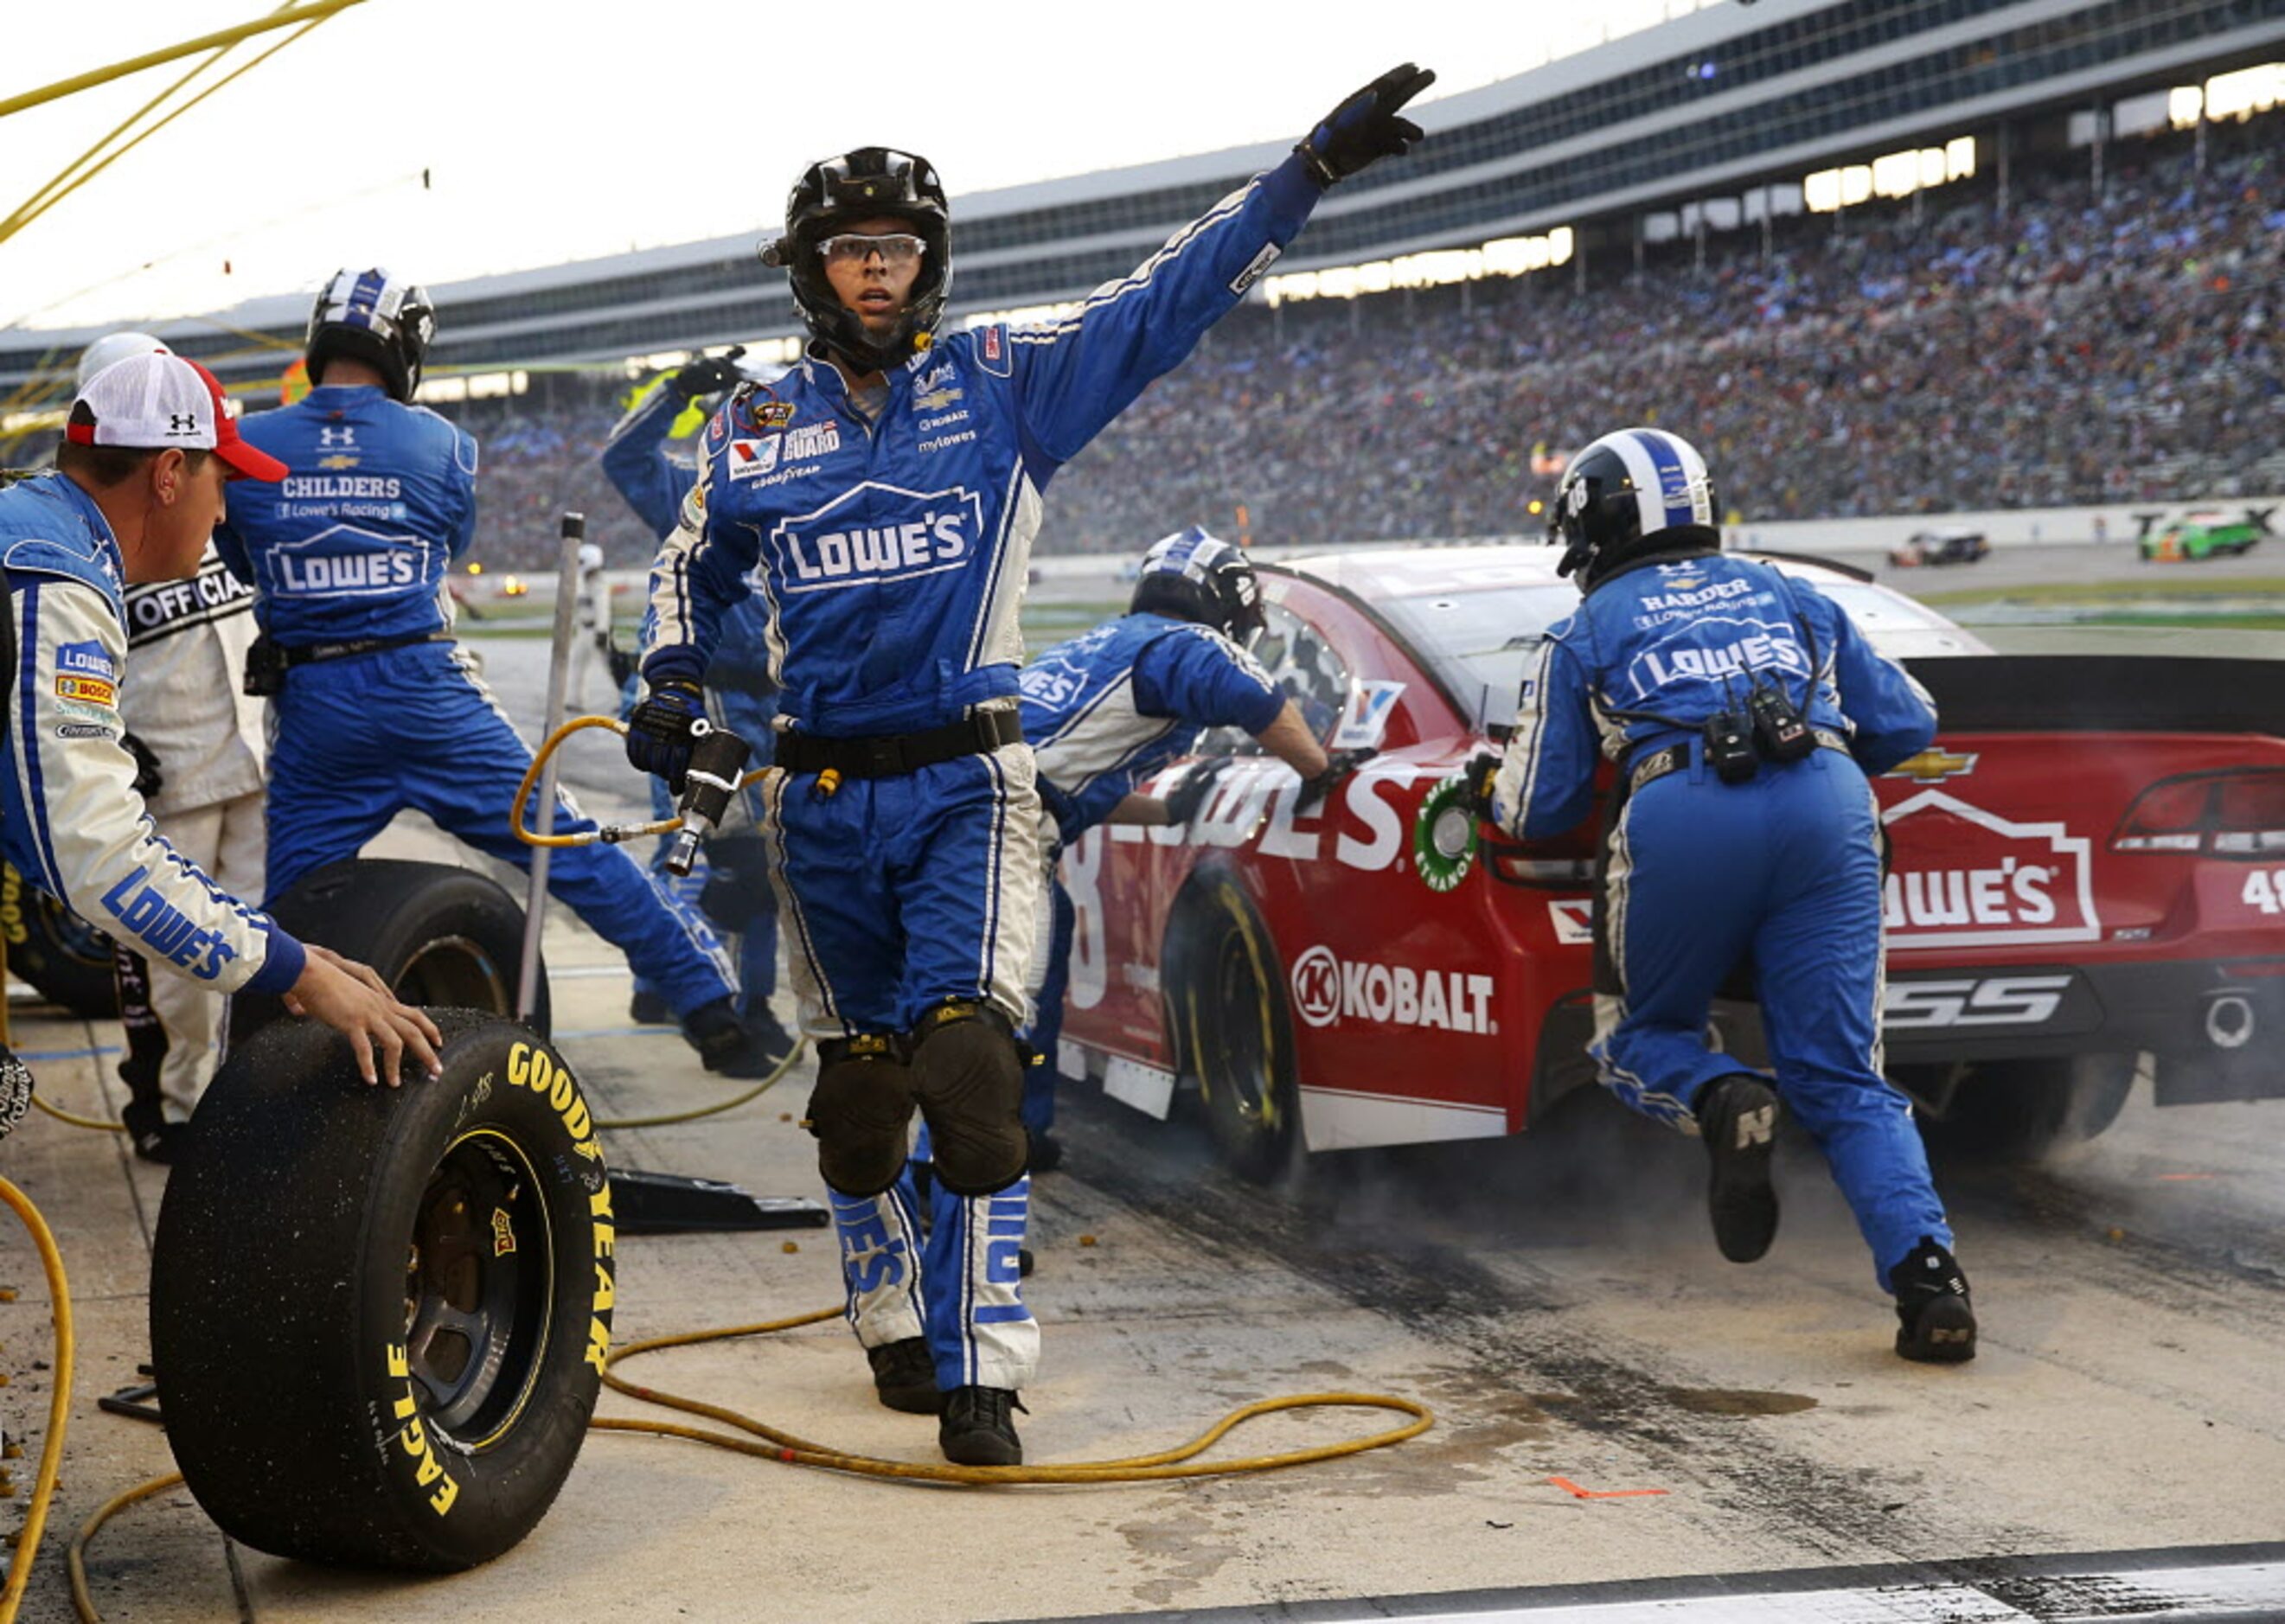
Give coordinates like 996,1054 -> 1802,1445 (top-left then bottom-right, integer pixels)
682,997 -> 788,1078
122,1098 -> 187,1167
867,1337 -> 942,1415
739,1005 -> 799,1069
1698,1074 -> 1780,1264
940,1385 -> 1026,1467
1027,1130 -> 1063,1174
629,988 -> 673,1026
1891,1238 -> 1977,1363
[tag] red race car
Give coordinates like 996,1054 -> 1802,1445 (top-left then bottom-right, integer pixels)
1057,545 -> 2285,1180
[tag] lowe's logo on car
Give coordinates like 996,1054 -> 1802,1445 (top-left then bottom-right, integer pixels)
1880,790 -> 2099,947
262,526 -> 432,598
1624,617 -> 1808,698
771,482 -> 985,594
1289,945 -> 1496,1034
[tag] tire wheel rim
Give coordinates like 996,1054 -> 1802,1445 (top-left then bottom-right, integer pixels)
45,893 -> 113,969
403,1128 -> 554,1450
1207,922 -> 1275,1137
394,935 -> 511,1016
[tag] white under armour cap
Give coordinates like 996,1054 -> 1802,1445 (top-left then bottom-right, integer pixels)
67,352 -> 287,482
74,331 -> 169,392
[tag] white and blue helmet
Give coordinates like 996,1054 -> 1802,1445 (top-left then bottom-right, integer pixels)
1548,426 -> 1718,580
1130,526 -> 1264,640
306,267 -> 436,401
75,331 -> 169,392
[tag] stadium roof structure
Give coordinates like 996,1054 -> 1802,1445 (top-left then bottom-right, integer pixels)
5,0 -> 2282,392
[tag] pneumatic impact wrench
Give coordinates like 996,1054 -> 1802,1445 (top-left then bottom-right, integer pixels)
664,721 -> 751,877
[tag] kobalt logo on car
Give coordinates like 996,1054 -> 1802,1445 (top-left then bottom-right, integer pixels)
1289,944 -> 1496,1034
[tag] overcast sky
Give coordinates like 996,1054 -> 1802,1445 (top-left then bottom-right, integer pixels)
5,0 -> 1719,333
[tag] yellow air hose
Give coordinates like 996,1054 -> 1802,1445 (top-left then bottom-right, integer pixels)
0,1179 -> 74,1624
52,709 -> 1435,1616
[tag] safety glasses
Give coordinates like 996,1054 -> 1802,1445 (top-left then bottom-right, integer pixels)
816,233 -> 928,267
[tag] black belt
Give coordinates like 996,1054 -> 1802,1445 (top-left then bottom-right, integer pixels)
281,632 -> 450,668
1629,726 -> 1851,794
775,709 -> 1022,780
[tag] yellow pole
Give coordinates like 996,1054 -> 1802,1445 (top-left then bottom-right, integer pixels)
0,16 -> 339,251
1,1 -> 307,242
0,0 -> 367,121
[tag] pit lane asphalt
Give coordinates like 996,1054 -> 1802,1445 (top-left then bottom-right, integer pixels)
4,606 -> 2283,1621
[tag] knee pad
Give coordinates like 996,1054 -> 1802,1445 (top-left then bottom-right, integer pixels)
909,1001 -> 1027,1195
804,1033 -> 916,1197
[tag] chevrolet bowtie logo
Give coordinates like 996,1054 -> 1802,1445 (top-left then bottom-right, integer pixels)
1890,748 -> 1979,783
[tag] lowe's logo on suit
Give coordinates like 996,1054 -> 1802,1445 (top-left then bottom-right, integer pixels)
262,526 -> 434,599
770,482 -> 986,593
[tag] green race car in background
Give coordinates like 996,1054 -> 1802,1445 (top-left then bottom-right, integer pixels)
2139,508 -> 2271,562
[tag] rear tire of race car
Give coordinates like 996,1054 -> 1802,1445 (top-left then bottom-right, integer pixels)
231,859 -> 547,1047
2,861 -> 117,1018
1172,879 -> 1301,1184
151,1009 -> 612,1571
1915,1052 -> 2136,1164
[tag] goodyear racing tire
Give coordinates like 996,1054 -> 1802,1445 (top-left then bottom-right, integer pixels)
1173,879 -> 1301,1184
151,1009 -> 612,1571
232,859 -> 547,1047
1915,1052 -> 2136,1164
2,861 -> 117,1017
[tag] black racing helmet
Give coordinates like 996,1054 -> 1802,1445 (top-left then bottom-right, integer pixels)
1547,426 -> 1719,581
305,267 -> 435,402
761,147 -> 950,376
1130,527 -> 1265,642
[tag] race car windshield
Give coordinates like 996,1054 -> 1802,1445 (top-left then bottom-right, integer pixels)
1799,579 -> 1959,637
1375,582 -> 1581,733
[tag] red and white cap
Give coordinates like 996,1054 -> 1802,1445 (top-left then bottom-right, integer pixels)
67,352 -> 287,482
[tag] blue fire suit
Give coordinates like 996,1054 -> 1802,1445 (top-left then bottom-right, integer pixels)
600,382 -> 779,1018
0,474 -> 304,1001
1016,611 -> 1283,1131
643,151 -> 1324,1392
214,384 -> 736,1018
1488,548 -> 1949,1288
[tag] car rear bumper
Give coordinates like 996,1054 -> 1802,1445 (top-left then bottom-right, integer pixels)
1527,959 -> 2285,1120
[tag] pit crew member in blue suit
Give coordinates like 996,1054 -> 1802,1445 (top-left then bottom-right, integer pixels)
215,268 -> 778,1077
1016,527 -> 1336,1168
599,352 -> 789,1058
627,65 -> 1436,1466
1,348 -> 439,1087
1484,427 -> 1976,1364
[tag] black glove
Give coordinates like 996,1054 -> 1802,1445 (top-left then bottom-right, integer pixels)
606,637 -> 639,691
1296,63 -> 1436,187
1462,750 -> 1502,822
669,345 -> 747,401
1295,748 -> 1376,813
120,732 -> 163,799
625,681 -> 707,791
1161,757 -> 1230,827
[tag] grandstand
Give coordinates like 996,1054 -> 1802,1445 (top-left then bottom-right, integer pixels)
5,0 -> 2282,564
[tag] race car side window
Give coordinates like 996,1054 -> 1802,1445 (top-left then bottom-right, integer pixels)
1200,601 -> 1350,755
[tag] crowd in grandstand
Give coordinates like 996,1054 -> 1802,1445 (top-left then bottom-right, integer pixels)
16,124 -> 2266,572
438,123 -> 2277,566
1043,128 -> 2281,551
